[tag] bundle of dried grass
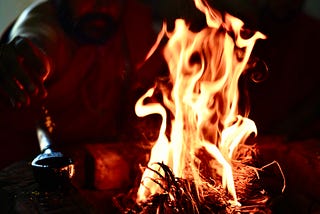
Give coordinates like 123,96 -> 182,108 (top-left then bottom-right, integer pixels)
114,161 -> 271,214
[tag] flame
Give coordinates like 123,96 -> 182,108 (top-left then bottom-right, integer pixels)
135,0 -> 266,207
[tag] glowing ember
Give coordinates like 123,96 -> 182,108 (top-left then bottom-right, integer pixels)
133,0 -> 269,212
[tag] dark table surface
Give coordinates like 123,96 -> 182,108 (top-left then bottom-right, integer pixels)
0,160 -> 124,214
0,161 -> 91,213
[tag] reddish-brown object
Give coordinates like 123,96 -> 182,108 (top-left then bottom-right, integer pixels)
84,143 -> 131,190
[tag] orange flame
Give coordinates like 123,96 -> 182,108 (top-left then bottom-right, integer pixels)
136,0 -> 266,207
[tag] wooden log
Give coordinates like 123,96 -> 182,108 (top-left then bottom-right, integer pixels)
84,143 -> 130,190
83,142 -> 149,191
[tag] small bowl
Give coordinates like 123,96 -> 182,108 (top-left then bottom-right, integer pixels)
31,152 -> 75,190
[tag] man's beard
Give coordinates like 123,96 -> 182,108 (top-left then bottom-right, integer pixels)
54,1 -> 121,44
72,13 -> 119,44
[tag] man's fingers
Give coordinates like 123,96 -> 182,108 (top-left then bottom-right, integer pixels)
0,77 -> 30,107
0,37 -> 50,107
1,47 -> 38,95
13,37 -> 51,80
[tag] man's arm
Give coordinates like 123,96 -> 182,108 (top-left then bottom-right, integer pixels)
0,0 -> 69,107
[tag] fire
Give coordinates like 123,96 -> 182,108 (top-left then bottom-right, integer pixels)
135,0 -> 266,210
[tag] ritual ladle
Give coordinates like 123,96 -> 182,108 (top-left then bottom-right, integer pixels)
31,107 -> 75,190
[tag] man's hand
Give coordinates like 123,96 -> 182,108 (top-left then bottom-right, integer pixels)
0,36 -> 51,108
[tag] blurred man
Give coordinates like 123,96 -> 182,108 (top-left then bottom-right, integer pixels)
0,0 -> 165,168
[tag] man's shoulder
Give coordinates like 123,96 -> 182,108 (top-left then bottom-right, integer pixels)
19,0 -> 56,19
9,0 -> 62,42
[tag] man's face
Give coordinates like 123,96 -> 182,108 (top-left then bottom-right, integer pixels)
57,0 -> 125,44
